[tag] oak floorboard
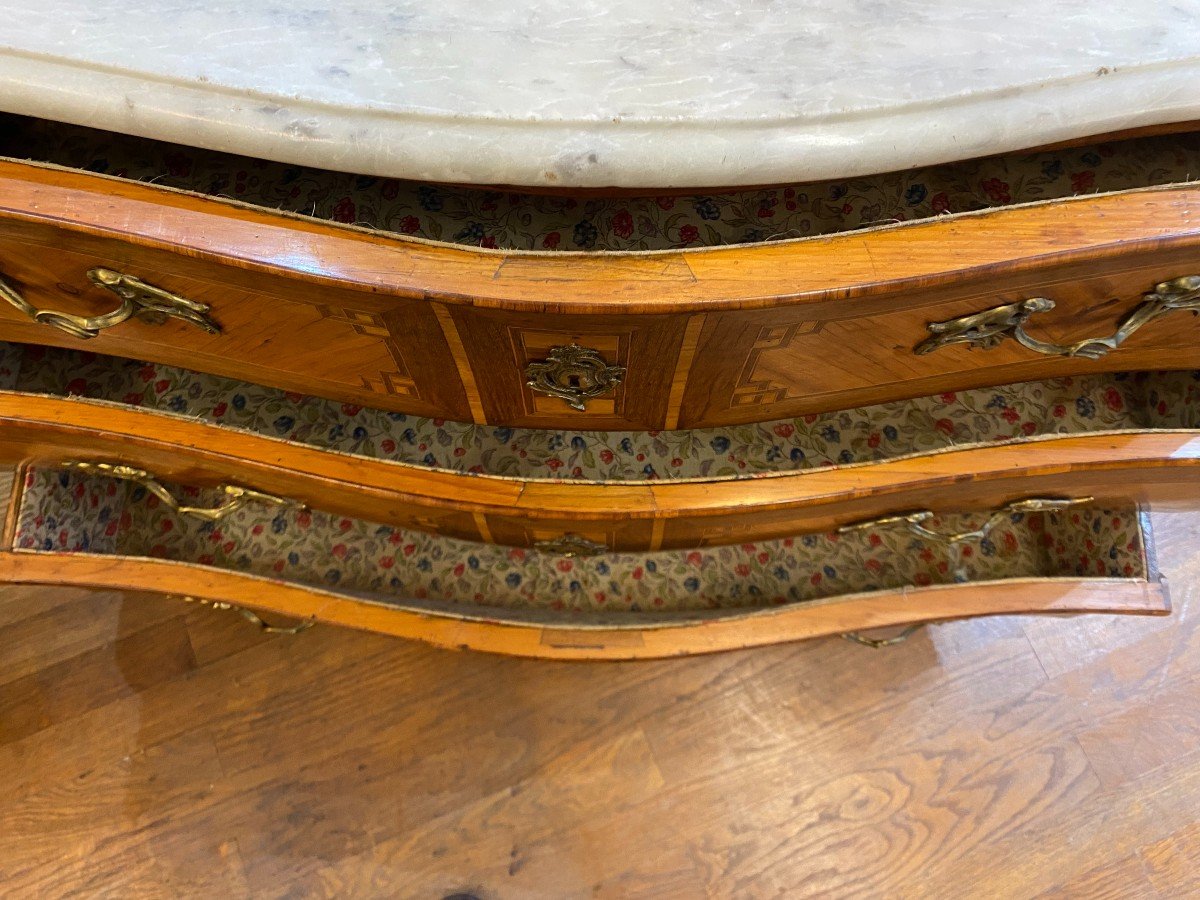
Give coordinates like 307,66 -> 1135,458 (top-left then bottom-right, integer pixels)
2,509 -> 1200,897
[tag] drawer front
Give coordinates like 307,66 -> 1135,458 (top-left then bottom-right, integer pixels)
0,223 -> 472,421
4,159 -> 1200,431
681,252 -> 1200,427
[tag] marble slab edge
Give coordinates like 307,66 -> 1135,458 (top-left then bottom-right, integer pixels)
1,54 -> 1199,189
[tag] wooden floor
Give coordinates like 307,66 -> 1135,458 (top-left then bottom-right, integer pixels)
2,513 -> 1200,898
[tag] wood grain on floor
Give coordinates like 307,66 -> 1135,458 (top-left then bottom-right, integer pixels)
1,509 -> 1199,898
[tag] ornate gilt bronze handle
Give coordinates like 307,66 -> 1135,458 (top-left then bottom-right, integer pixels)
525,344 -> 626,411
837,496 -> 1094,546
532,533 -> 608,557
0,266 -> 219,340
59,461 -> 298,522
915,275 -> 1200,359
177,596 -> 315,634
842,625 -> 924,648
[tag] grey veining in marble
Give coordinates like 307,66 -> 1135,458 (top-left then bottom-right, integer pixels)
1,0 -> 1198,187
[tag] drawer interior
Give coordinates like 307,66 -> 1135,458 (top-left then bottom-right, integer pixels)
10,463 -> 1153,621
1,113 -> 1197,252
4,340 -> 1200,486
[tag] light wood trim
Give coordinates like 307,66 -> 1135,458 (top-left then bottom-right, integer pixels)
0,552 -> 1169,660
3,394 -> 1200,548
664,313 -> 707,430
432,303 -> 488,424
2,160 -> 1199,315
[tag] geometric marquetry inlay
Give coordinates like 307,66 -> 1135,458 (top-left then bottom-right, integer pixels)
315,305 -> 421,399
729,321 -> 823,408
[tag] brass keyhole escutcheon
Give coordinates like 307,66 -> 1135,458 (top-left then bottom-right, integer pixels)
524,344 -> 626,411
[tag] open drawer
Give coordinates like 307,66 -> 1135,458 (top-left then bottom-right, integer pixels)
0,463 -> 1169,659
1,116 -> 1199,430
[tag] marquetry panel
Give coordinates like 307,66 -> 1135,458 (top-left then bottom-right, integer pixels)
447,308 -> 690,429
0,225 -> 472,421
681,252 -> 1200,427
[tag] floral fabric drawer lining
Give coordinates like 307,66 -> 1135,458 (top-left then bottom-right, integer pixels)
14,467 -> 1146,615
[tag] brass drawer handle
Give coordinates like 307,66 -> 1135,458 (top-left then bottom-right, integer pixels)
59,461 -> 299,522
915,275 -> 1200,359
0,267 -> 220,340
837,496 -> 1094,546
842,624 -> 924,648
178,596 -> 314,634
525,344 -> 626,411
533,532 -> 608,557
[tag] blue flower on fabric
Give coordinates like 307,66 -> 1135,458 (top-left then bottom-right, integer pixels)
573,221 -> 599,249
904,183 -> 928,205
711,436 -> 731,453
273,416 -> 295,434
1076,397 -> 1096,418
232,394 -> 246,411
1042,160 -> 1064,178
417,185 -> 443,211
454,223 -> 486,243
883,425 -> 898,440
694,198 -> 721,220
505,572 -> 522,587
684,577 -> 700,592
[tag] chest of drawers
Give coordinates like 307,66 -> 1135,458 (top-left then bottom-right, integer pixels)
0,4 -> 1197,656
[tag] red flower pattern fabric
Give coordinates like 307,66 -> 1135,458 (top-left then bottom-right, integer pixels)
14,466 -> 1147,614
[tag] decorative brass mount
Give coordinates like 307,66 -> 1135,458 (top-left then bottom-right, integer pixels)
524,344 -> 626,411
176,596 -> 314,634
532,533 -> 608,557
915,275 -> 1200,359
837,496 -> 1093,546
0,266 -> 220,340
59,461 -> 298,522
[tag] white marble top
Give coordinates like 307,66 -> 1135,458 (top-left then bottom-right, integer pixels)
1,1 -> 1199,188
